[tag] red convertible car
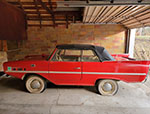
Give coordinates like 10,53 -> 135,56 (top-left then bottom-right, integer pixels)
3,44 -> 150,95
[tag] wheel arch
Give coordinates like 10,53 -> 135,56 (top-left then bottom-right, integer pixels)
95,78 -> 120,85
22,73 -> 49,82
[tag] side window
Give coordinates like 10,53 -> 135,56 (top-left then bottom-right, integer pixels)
51,49 -> 81,62
82,50 -> 99,62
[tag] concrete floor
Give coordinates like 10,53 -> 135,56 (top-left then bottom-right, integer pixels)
0,76 -> 150,114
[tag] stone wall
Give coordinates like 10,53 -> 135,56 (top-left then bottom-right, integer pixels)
7,24 -> 127,61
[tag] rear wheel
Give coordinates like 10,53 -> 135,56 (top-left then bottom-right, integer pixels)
97,79 -> 118,96
25,75 -> 47,93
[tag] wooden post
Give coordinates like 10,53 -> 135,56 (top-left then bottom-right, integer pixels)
18,41 -> 21,48
66,15 -> 68,29
124,29 -> 130,53
3,40 -> 7,51
0,40 -> 2,51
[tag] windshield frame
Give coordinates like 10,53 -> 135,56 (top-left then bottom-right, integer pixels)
46,49 -> 56,61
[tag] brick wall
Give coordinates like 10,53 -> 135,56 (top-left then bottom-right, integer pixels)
7,24 -> 127,61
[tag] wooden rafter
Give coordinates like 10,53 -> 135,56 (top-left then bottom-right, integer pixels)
48,0 -> 53,10
86,0 -> 89,4
18,0 -> 24,12
73,16 -> 76,23
123,16 -> 150,26
37,0 -> 55,27
17,0 -> 28,29
119,7 -> 150,23
66,15 -> 68,28
8,1 -> 82,27
138,0 -> 143,3
110,0 -> 114,3
117,6 -> 149,23
83,5 -> 150,28
34,0 -> 42,28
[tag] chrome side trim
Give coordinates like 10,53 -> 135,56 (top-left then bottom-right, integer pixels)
6,70 -> 146,75
49,71 -> 81,74
83,72 -> 146,75
6,70 -> 49,73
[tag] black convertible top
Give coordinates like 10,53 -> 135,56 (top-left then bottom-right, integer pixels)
56,44 -> 104,52
56,44 -> 115,61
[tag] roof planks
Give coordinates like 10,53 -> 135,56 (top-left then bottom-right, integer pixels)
83,5 -> 150,28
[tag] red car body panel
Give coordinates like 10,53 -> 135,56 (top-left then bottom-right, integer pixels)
3,45 -> 150,86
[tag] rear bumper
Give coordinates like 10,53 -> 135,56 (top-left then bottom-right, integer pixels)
142,65 -> 150,83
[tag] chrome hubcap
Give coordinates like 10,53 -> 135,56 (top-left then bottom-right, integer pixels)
103,82 -> 112,92
31,80 -> 41,89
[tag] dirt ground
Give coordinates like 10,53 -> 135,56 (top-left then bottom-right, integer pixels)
134,36 -> 150,60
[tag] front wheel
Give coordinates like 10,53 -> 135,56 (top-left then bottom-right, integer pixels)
25,75 -> 47,93
97,79 -> 118,96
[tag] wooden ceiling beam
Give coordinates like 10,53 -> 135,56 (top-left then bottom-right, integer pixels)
66,15 -> 69,28
104,6 -> 127,22
122,14 -> 150,25
118,6 -> 150,23
96,6 -> 113,23
28,24 -> 54,27
8,1 -> 82,27
86,0 -> 89,4
127,23 -> 150,29
48,0 -> 53,10
24,6 -> 56,9
93,6 -> 107,23
28,18 -> 80,21
27,15 -> 81,18
34,0 -> 42,28
17,0 -> 28,29
124,16 -> 150,26
119,7 -> 150,23
18,0 -> 24,11
73,16 -> 76,23
12,6 -> 57,9
8,1 -> 56,6
111,6 -> 137,22
110,0 -> 114,3
107,6 -> 130,22
123,10 -> 150,23
24,11 -> 81,16
37,0 -> 55,27
28,23 -> 66,27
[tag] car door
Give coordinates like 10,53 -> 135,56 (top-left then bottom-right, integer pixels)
81,49 -> 110,84
49,49 -> 82,84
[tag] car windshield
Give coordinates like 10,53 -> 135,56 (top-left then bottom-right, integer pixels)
46,49 -> 55,61
101,49 -> 115,61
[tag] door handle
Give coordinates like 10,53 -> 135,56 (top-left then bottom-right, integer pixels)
74,67 -> 80,69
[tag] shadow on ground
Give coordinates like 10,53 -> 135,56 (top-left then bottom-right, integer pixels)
0,77 -> 25,92
0,76 -> 97,94
47,82 -> 98,93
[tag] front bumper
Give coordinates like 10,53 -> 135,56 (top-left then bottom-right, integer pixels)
0,72 -> 5,77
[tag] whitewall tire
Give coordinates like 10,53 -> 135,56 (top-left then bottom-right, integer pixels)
25,75 -> 46,93
97,79 -> 118,96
